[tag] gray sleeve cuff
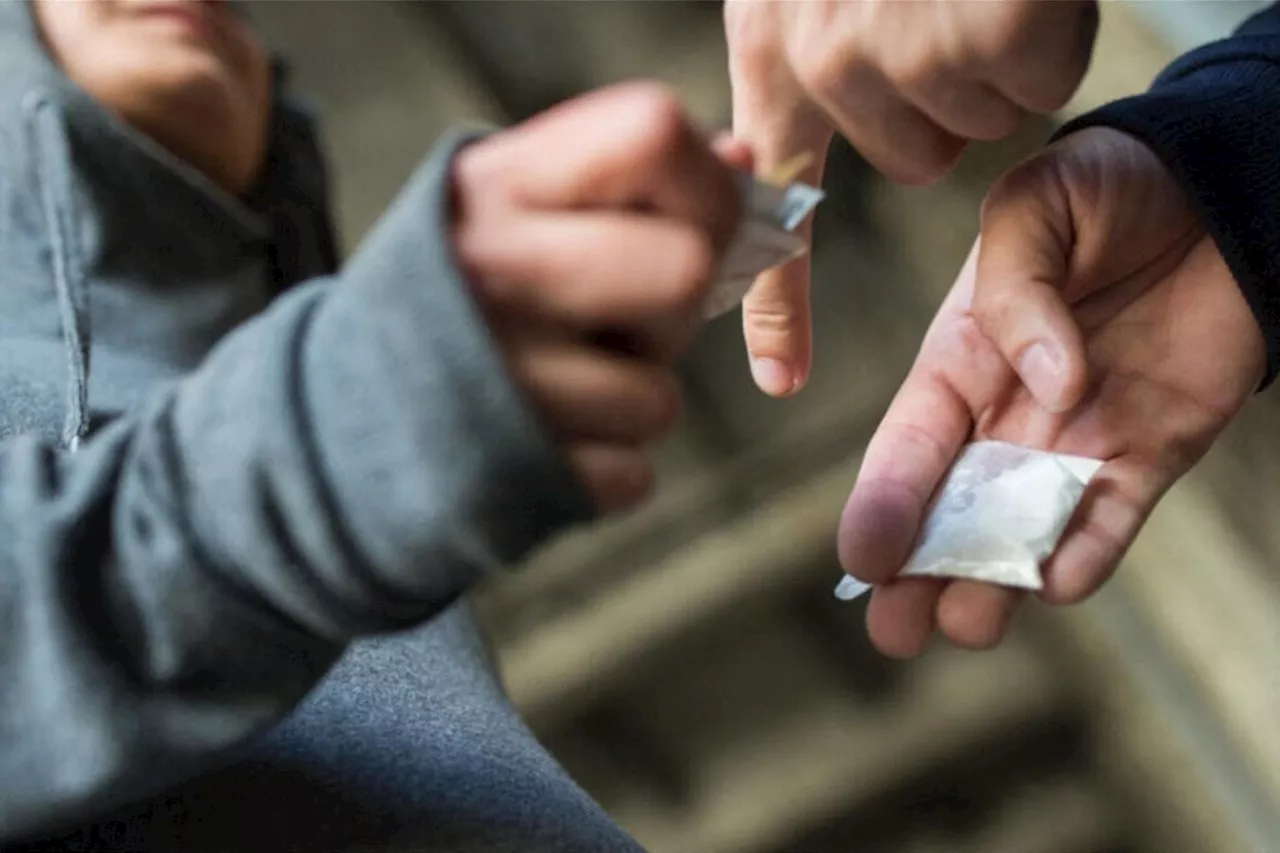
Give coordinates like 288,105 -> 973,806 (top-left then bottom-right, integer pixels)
301,129 -> 596,620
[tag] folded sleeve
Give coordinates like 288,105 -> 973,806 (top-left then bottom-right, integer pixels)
0,131 -> 593,841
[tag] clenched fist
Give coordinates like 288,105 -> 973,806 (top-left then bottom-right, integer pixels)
725,0 -> 1099,396
452,83 -> 750,513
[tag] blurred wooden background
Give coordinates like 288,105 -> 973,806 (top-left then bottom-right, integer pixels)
250,3 -> 1280,851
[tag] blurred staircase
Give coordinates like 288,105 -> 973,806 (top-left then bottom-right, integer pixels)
251,3 -> 1279,851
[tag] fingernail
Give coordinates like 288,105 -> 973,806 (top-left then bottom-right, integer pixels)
1018,342 -> 1064,410
750,356 -> 794,396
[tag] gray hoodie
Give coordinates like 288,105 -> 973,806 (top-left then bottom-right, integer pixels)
0,1 -> 591,841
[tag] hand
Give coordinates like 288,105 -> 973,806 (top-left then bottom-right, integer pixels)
451,83 -> 750,514
724,0 -> 1099,396
838,128 -> 1265,658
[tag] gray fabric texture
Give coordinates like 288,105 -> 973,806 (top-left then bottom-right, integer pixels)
0,3 -> 636,850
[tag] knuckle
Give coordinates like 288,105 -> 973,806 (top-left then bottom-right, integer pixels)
450,138 -> 518,220
451,138 -> 501,192
450,147 -> 524,291
968,275 -> 1016,333
988,7 -> 1034,47
985,3 -> 1095,113
626,84 -> 692,163
883,48 -> 941,93
966,290 -> 1042,372
724,0 -> 773,63
744,297 -> 800,336
792,47 -> 854,106
980,158 -> 1045,223
985,1 -> 1054,52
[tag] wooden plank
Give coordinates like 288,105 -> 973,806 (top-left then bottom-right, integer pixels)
895,780 -> 1117,853
494,455 -> 863,727
1112,481 -> 1280,849
612,642 -> 1069,853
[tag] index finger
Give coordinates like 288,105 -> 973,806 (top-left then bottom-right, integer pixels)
736,142 -> 827,396
728,29 -> 832,396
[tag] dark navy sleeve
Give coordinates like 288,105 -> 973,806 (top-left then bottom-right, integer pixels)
1054,4 -> 1280,385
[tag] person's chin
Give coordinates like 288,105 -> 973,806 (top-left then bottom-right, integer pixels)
144,53 -> 254,124
124,67 -> 265,177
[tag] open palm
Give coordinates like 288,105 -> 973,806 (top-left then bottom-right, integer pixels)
839,128 -> 1265,658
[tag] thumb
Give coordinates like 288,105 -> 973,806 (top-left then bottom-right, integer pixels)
973,160 -> 1090,413
727,22 -> 832,396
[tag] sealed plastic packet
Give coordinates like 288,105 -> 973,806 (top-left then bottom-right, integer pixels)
704,160 -> 825,319
835,440 -> 1105,601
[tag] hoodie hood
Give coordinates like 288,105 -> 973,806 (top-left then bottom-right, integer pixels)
0,0 -> 339,446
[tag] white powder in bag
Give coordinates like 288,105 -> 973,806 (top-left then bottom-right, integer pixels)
836,441 -> 1104,600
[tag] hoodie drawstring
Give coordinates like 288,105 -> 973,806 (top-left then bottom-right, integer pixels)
25,92 -> 90,452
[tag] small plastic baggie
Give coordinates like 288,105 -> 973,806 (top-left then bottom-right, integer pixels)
836,440 -> 1104,601
703,175 -> 825,319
